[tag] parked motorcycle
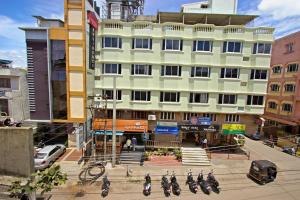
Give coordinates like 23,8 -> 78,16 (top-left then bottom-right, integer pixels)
170,172 -> 181,196
161,173 -> 171,197
101,175 -> 110,197
143,173 -> 151,196
207,170 -> 220,193
186,170 -> 198,193
197,171 -> 210,195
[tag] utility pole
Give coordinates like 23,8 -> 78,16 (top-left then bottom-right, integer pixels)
112,76 -> 117,167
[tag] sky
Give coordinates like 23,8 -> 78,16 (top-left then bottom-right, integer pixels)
0,0 -> 300,68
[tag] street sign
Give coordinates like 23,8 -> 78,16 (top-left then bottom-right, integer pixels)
222,124 -> 246,135
198,117 -> 212,125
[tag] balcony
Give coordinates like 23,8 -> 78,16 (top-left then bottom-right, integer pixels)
131,22 -> 153,36
162,23 -> 185,37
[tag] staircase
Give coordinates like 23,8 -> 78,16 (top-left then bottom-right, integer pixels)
119,151 -> 144,165
181,147 -> 211,166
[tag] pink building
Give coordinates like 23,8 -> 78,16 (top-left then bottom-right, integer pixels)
264,31 -> 300,135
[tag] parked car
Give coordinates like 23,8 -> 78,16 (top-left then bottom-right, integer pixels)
34,144 -> 66,170
245,132 -> 261,140
248,160 -> 277,185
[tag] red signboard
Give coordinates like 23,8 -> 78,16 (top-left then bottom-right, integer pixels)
87,11 -> 98,30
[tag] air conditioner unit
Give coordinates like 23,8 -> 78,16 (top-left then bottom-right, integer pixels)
240,82 -> 247,86
148,115 -> 156,121
237,107 -> 245,112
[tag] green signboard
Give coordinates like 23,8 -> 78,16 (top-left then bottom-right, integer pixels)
222,124 -> 246,135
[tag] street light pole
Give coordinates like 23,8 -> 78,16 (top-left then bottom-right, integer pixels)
112,76 -> 117,167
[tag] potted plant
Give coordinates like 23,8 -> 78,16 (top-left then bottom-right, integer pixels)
144,151 -> 152,161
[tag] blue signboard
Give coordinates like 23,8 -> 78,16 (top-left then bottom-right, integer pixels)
198,117 -> 212,125
155,126 -> 179,135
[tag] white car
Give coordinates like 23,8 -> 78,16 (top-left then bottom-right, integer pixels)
34,144 -> 66,170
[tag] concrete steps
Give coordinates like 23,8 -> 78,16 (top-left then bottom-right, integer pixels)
120,151 -> 144,165
181,147 -> 211,166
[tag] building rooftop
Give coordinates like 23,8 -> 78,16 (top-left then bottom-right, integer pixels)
33,16 -> 64,24
0,59 -> 12,65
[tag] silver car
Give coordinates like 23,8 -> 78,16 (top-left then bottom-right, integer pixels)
34,144 -> 66,170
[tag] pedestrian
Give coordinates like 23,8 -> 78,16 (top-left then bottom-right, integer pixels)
202,137 -> 208,149
132,136 -> 137,151
291,147 -> 296,156
195,134 -> 199,146
126,138 -> 132,152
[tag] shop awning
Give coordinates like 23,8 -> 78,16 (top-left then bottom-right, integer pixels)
95,131 -> 124,136
263,115 -> 298,126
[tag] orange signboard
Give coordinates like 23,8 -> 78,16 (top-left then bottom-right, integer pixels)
93,119 -> 148,133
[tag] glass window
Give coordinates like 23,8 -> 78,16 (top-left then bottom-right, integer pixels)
250,69 -> 267,80
131,111 -> 148,119
0,99 -> 9,115
102,90 -> 122,100
286,43 -> 294,53
160,92 -> 180,102
133,38 -> 151,49
160,112 -> 175,120
161,66 -> 181,76
282,103 -> 293,112
131,64 -> 152,75
191,67 -> 210,77
189,93 -> 209,103
202,113 -> 217,121
225,114 -> 240,122
270,84 -> 280,92
223,41 -> 242,53
131,91 -> 151,101
183,113 -> 198,121
0,78 -> 11,88
218,94 -> 236,104
284,84 -> 296,92
253,43 -> 272,54
193,40 -> 212,52
102,64 -> 121,74
287,63 -> 299,72
103,37 -> 121,48
268,102 -> 277,109
272,66 -> 282,74
247,95 -> 264,105
220,68 -> 240,79
164,39 -> 182,51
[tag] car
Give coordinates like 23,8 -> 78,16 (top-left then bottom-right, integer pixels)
245,132 -> 261,140
34,144 -> 66,170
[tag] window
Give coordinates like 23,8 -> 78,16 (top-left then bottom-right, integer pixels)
202,113 -> 217,121
160,112 -> 175,120
270,84 -> 280,92
162,39 -> 183,51
225,114 -> 240,122
102,90 -> 122,100
160,92 -> 180,102
132,38 -> 152,49
191,67 -> 210,78
223,41 -> 242,53
268,102 -> 277,109
131,91 -> 151,101
106,110 -> 122,119
220,68 -> 239,79
272,66 -> 282,74
189,93 -> 209,103
287,63 -> 299,72
102,64 -> 121,74
183,113 -> 198,121
161,66 -> 182,76
250,69 -> 267,80
253,43 -> 272,54
218,94 -> 237,104
0,78 -> 11,88
284,84 -> 296,92
286,43 -> 294,53
131,64 -> 152,75
103,37 -> 122,48
282,103 -> 293,112
247,95 -> 264,105
193,40 -> 213,52
0,99 -> 8,114
131,111 -> 148,120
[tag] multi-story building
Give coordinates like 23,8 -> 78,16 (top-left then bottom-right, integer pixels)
264,31 -> 300,136
20,0 -> 100,150
0,59 -> 29,121
94,0 -> 274,145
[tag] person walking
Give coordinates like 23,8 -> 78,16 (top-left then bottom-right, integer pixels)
132,136 -> 137,151
126,138 -> 132,152
202,137 -> 208,149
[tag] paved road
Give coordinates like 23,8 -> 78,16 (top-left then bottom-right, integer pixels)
50,139 -> 300,200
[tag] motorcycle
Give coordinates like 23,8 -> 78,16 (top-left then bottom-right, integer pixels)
143,173 -> 151,196
186,170 -> 198,193
101,175 -> 110,197
170,172 -> 181,196
161,173 -> 171,197
197,171 -> 210,195
207,170 -> 220,194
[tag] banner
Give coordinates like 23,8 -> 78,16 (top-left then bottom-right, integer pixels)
222,124 -> 246,135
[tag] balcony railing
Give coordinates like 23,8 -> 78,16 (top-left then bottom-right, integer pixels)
145,140 -> 181,149
132,23 -> 153,30
163,24 -> 184,31
253,28 -> 273,35
223,26 -> 245,34
193,25 -> 214,32
103,22 -> 123,29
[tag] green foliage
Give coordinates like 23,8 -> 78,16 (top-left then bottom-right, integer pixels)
162,147 -> 169,155
8,165 -> 67,197
144,151 -> 152,160
173,148 -> 182,160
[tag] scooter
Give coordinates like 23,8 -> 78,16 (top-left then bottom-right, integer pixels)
161,173 -> 171,197
197,171 -> 210,195
101,175 -> 110,197
207,170 -> 220,194
170,172 -> 181,196
186,170 -> 198,193
143,173 -> 151,196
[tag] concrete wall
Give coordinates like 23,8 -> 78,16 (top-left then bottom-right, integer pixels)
0,127 -> 34,177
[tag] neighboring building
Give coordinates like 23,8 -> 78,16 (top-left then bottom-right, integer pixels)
264,31 -> 300,136
20,0 -> 100,150
0,59 -> 30,121
94,0 -> 274,146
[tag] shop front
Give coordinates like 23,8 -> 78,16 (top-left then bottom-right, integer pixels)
222,124 -> 246,145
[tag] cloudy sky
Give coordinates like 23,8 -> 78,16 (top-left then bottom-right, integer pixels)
0,0 -> 300,68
